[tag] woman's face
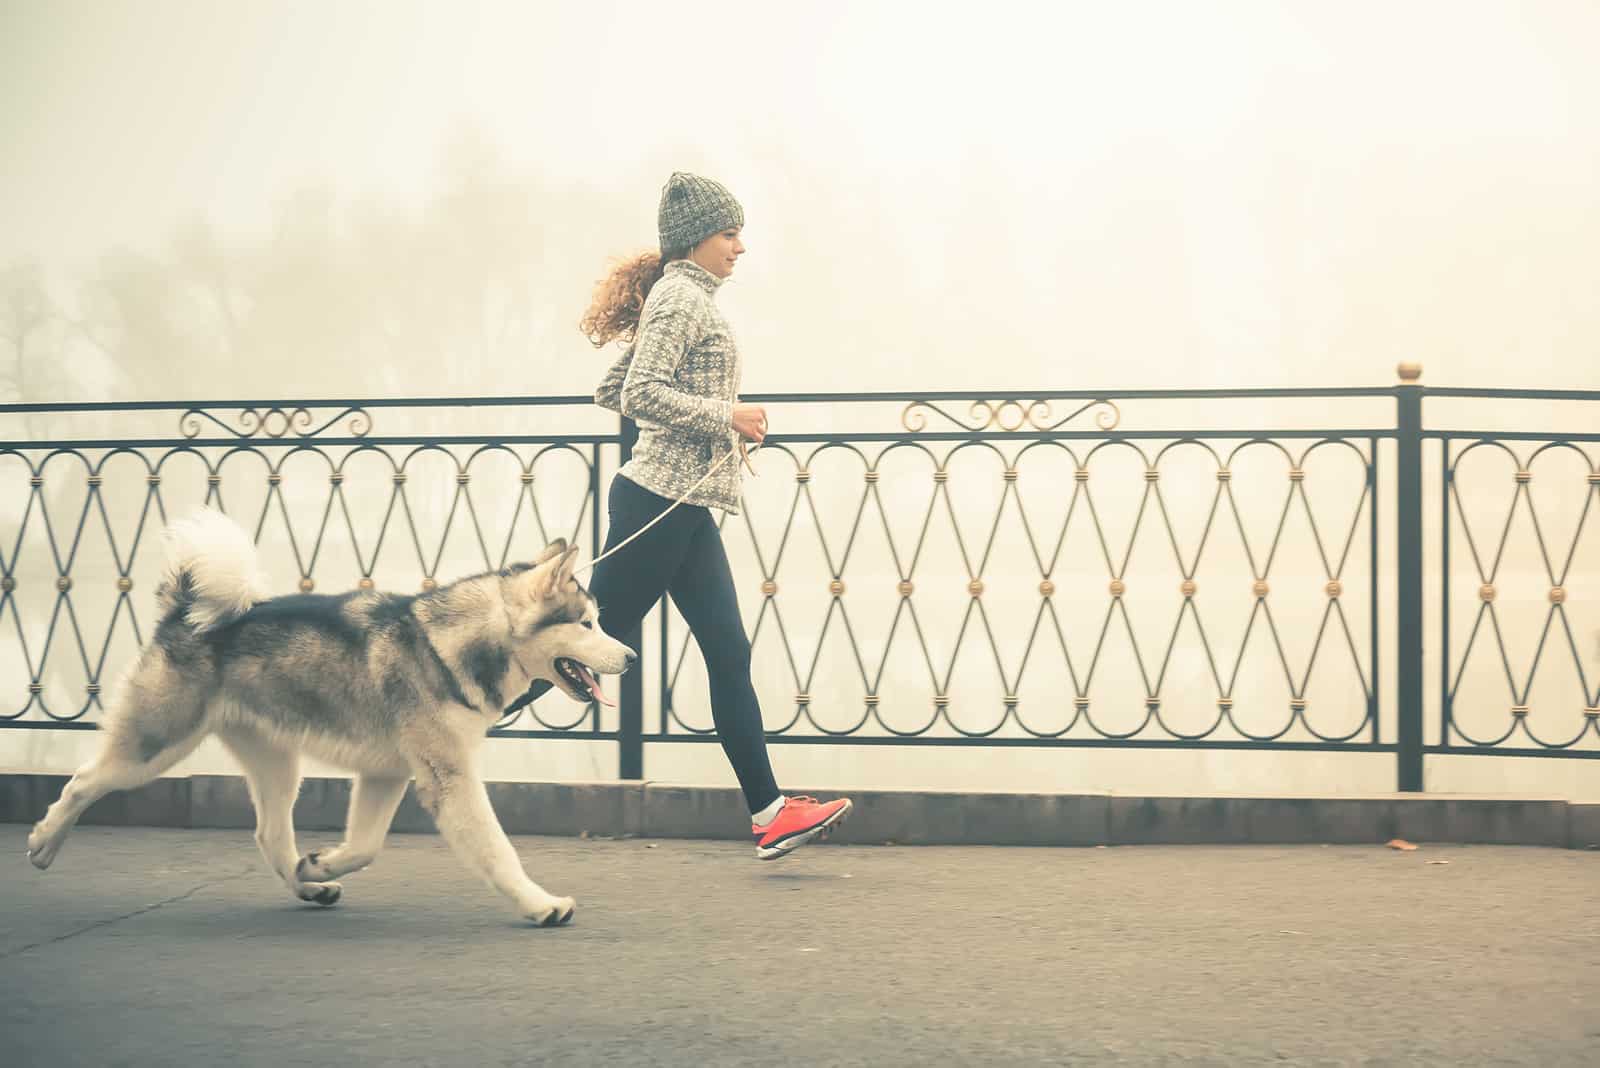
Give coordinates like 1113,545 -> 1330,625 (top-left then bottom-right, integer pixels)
688,227 -> 745,279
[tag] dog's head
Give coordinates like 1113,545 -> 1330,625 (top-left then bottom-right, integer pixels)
507,539 -> 635,705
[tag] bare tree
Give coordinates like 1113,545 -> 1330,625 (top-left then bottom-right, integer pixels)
71,248 -> 198,400
33,131 -> 630,405
0,261 -> 61,438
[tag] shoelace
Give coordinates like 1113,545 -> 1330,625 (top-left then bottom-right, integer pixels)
754,797 -> 818,828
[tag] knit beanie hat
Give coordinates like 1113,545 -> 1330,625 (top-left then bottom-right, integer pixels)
657,172 -> 744,258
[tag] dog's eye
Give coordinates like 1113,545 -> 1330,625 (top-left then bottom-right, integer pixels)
581,620 -> 594,629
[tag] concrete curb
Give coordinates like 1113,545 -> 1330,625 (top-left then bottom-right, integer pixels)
3,773 -> 1597,849
12,770 -> 1600,844
1571,802 -> 1600,851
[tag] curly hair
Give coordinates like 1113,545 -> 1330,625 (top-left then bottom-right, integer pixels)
579,251 -> 675,348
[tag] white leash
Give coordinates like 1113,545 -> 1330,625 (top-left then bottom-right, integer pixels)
573,438 -> 762,577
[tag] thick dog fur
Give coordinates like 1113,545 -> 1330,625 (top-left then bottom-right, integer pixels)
26,508 -> 634,926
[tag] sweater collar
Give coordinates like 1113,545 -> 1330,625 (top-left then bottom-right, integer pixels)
664,258 -> 724,294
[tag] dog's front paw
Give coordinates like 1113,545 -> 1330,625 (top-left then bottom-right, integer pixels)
26,824 -> 59,870
294,850 -> 331,882
297,881 -> 342,907
525,895 -> 575,927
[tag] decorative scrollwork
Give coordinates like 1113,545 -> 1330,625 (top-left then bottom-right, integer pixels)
902,397 -> 1120,432
178,406 -> 372,439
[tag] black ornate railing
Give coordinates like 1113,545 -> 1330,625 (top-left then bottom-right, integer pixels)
1430,389 -> 1600,758
1,369 -> 1595,790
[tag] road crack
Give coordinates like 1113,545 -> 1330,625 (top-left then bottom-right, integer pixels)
0,864 -> 257,961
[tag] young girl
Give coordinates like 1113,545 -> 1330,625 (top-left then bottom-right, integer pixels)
510,172 -> 852,859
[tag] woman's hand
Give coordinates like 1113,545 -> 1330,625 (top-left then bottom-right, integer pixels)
732,403 -> 768,443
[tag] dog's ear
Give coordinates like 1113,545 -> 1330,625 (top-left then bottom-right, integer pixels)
528,543 -> 582,601
555,544 -> 581,588
533,538 -> 569,566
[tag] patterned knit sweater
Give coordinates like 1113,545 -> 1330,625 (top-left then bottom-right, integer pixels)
594,259 -> 745,514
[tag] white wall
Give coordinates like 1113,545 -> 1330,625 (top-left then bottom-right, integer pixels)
2,1 -> 1596,798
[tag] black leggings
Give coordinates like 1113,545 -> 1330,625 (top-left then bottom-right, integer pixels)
510,474 -> 780,813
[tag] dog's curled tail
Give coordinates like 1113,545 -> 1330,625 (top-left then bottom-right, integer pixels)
156,508 -> 271,632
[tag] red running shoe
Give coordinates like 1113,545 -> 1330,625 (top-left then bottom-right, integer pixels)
752,795 -> 853,860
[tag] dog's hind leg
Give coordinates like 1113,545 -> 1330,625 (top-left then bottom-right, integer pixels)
410,751 -> 574,927
295,773 -> 409,882
216,726 -> 342,907
27,696 -> 208,870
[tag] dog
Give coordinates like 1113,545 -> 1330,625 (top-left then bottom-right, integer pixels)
25,508 -> 635,926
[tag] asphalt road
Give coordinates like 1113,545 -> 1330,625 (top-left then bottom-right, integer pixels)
1,826 -> 1596,1066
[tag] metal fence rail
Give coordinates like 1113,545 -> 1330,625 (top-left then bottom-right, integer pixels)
2,368 -> 1596,790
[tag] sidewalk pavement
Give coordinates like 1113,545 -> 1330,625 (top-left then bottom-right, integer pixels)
2,826 -> 1596,1066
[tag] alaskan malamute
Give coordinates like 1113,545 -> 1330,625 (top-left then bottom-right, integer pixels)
26,509 -> 634,926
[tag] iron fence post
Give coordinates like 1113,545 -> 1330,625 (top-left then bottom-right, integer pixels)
1395,364 -> 1425,791
614,415 -> 645,780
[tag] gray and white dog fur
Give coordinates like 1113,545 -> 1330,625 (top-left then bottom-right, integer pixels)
26,508 -> 634,926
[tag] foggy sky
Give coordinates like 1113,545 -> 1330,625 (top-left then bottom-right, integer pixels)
4,0 -> 1600,399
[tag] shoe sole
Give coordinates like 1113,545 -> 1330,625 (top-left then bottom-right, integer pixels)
755,799 -> 853,861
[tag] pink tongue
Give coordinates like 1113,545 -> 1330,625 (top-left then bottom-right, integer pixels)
574,663 -> 614,707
